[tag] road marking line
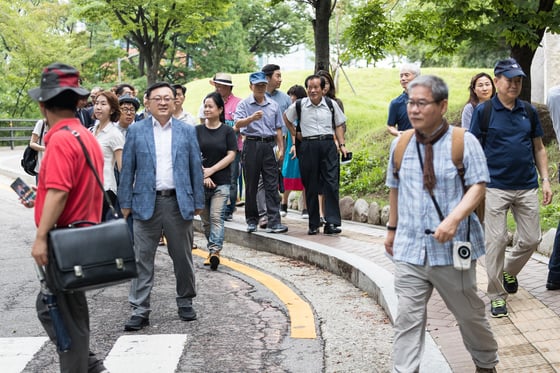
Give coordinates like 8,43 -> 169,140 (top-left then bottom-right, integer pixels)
0,336 -> 48,373
193,248 -> 317,339
104,334 -> 187,373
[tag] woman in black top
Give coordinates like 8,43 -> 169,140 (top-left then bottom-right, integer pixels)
195,92 -> 237,270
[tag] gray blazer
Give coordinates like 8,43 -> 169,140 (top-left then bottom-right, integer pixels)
118,117 -> 204,221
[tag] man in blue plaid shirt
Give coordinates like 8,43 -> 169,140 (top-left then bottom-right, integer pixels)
384,75 -> 498,373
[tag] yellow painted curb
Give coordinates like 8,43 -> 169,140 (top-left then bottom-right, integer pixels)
193,248 -> 317,339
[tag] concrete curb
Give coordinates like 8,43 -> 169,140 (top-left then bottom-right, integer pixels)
204,220 -> 452,372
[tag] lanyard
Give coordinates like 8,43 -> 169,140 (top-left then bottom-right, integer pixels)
415,141 -> 471,239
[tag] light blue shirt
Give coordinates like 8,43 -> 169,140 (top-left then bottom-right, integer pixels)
386,126 -> 490,266
234,95 -> 283,137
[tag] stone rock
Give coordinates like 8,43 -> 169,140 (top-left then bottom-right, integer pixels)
288,191 -> 298,210
339,196 -> 354,220
367,202 -> 380,225
380,205 -> 390,226
352,199 -> 369,223
538,228 -> 556,257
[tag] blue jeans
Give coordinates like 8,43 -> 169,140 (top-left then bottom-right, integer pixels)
200,184 -> 229,253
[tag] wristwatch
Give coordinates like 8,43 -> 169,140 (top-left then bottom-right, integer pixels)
386,224 -> 397,231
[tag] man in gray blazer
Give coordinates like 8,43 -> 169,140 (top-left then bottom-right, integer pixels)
118,82 -> 204,331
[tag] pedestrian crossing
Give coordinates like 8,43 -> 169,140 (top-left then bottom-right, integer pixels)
0,334 -> 187,373
0,337 -> 48,373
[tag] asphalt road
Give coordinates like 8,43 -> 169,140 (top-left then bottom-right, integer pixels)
0,172 -> 393,372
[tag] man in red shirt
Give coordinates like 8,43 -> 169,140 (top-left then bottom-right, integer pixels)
29,63 -> 107,373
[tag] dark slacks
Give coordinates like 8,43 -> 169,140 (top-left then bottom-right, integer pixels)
298,139 -> 341,230
129,195 -> 196,318
548,219 -> 560,284
242,139 -> 280,226
36,291 -> 105,373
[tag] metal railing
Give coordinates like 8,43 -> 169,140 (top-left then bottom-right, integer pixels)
0,119 -> 40,150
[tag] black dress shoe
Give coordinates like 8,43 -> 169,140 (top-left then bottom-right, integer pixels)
178,306 -> 197,321
247,223 -> 257,233
124,315 -> 149,331
547,282 -> 560,290
308,228 -> 318,235
324,223 -> 341,235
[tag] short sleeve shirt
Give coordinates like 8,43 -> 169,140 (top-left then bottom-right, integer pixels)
234,95 -> 283,137
469,96 -> 543,189
387,92 -> 412,131
91,123 -> 125,192
223,94 -> 243,150
32,119 -> 47,173
35,118 -> 104,227
196,124 -> 237,185
385,126 -> 490,266
284,97 -> 346,137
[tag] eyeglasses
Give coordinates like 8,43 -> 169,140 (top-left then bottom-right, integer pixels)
121,108 -> 136,114
407,100 -> 439,109
149,96 -> 173,103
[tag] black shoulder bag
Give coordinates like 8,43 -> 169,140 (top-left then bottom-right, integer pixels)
21,120 -> 46,176
45,128 -> 137,292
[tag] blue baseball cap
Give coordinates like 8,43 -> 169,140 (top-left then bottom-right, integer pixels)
494,58 -> 526,78
249,71 -> 268,85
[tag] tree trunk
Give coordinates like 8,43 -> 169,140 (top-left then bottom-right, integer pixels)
510,45 -> 535,102
314,0 -> 331,72
509,0 -> 554,102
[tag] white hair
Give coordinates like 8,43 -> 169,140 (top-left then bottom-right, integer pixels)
400,63 -> 421,77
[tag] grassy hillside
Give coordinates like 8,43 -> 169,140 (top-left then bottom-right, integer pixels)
185,67 -> 490,151
185,68 -> 560,230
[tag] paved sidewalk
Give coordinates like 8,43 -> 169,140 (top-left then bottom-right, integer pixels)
3,145 -> 560,372
220,207 -> 560,373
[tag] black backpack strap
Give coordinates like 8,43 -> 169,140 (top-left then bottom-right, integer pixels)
480,100 -> 492,148
324,96 -> 336,130
295,99 -> 302,133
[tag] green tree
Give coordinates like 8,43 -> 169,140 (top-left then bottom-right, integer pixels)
239,0 -> 309,56
348,0 -> 560,101
76,0 -> 231,85
166,16 -> 257,82
0,0 -> 91,117
343,0 -> 399,64
273,0 -> 337,72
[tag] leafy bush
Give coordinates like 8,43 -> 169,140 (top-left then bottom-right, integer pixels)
340,150 -> 389,200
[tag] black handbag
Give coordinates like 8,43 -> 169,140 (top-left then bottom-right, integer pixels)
21,146 -> 38,176
21,120 -> 46,176
46,127 -> 137,292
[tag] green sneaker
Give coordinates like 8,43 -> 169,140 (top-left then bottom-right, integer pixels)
490,299 -> 508,318
503,271 -> 518,294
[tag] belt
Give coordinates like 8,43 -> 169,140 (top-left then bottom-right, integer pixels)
302,134 -> 333,141
156,189 -> 176,197
245,136 -> 275,142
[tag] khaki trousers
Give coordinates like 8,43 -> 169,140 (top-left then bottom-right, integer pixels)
484,188 -> 541,301
393,260 -> 498,372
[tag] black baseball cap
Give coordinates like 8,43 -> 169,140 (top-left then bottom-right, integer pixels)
494,58 -> 526,78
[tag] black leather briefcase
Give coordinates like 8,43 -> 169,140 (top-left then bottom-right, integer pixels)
46,219 -> 137,292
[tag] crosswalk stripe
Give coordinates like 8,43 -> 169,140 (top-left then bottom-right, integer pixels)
0,337 -> 48,373
104,334 -> 187,373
